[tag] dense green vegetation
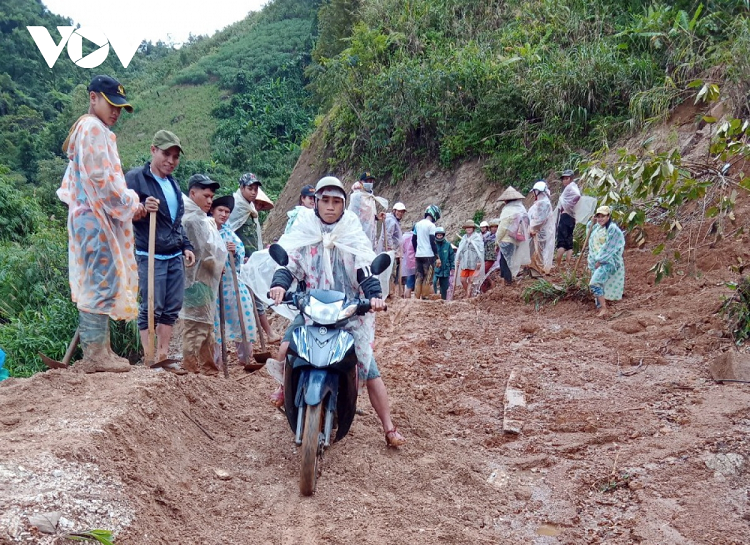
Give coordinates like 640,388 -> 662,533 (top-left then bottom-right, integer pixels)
0,0 -> 318,375
308,0 -> 750,186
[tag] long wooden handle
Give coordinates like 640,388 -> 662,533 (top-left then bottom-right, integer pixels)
574,228 -> 592,274
146,211 -> 156,366
218,278 -> 229,379
61,328 -> 80,366
228,253 -> 252,351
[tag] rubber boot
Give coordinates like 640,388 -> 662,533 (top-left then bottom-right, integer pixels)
74,311 -> 131,373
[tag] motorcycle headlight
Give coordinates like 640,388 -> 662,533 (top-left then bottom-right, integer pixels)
336,304 -> 358,321
306,297 -> 343,325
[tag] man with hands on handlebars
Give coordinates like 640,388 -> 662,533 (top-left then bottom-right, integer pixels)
267,175 -> 405,447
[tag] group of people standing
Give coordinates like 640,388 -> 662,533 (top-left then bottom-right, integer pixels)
345,171 -> 626,317
59,75 -> 281,375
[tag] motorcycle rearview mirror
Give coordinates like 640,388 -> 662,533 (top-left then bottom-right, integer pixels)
269,243 -> 289,267
370,253 -> 392,276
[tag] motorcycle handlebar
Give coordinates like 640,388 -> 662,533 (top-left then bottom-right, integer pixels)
267,291 -> 388,314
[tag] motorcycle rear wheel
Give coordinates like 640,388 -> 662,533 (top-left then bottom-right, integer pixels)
300,402 -> 323,496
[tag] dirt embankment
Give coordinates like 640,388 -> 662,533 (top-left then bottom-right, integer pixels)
4,103 -> 750,544
3,229 -> 750,544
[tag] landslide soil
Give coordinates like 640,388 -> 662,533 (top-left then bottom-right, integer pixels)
3,234 -> 750,544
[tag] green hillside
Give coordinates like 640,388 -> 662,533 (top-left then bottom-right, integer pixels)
2,0 -> 750,375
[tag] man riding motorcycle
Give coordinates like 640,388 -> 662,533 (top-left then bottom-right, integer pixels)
268,176 -> 406,447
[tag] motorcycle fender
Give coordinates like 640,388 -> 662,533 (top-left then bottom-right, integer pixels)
303,369 -> 336,406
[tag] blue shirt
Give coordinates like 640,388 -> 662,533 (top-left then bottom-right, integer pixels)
135,169 -> 182,260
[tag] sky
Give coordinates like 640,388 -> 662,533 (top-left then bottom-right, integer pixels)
41,0 -> 269,46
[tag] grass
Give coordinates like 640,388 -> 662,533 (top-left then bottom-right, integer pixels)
115,84 -> 221,170
522,272 -> 590,310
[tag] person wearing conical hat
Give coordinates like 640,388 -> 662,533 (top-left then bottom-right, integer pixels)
455,220 -> 484,298
489,186 -> 531,285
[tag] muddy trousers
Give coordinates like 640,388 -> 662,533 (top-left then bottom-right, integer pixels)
182,319 -> 220,375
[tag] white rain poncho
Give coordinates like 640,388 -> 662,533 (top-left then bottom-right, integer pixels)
180,196 -> 228,324
455,231 -> 485,294
240,250 -> 299,322
528,191 -> 556,273
490,201 -> 531,278
227,189 -> 262,253
556,180 -> 581,217
348,190 -> 388,250
276,207 -> 378,386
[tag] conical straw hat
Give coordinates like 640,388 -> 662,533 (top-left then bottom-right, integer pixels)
497,186 -> 525,201
255,187 -> 275,211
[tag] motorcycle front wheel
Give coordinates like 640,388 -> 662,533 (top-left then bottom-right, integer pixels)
299,402 -> 323,496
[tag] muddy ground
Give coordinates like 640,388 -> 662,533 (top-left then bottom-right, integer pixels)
3,237 -> 750,544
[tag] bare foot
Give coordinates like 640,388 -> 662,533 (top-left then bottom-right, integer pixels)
597,308 -> 609,318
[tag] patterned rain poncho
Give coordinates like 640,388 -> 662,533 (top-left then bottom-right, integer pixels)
227,189 -> 262,255
181,197 -> 228,325
587,220 -> 625,300
276,207 -> 377,386
528,190 -> 556,273
214,224 -> 256,344
57,115 -> 141,320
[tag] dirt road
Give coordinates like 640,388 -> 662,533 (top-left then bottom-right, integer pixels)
2,244 -> 750,544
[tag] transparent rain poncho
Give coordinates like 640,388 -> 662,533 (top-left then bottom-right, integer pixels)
528,191 -> 556,273
400,232 -> 416,278
240,249 -> 299,322
490,201 -> 531,278
348,190 -> 388,250
455,231 -> 485,294
227,189 -> 262,252
180,196 -> 228,324
57,115 -> 141,320
276,207 -> 378,386
556,180 -> 581,217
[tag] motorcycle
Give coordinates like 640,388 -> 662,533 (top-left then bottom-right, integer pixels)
268,243 -> 391,495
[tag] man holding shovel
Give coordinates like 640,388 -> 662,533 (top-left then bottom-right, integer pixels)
126,130 -> 195,365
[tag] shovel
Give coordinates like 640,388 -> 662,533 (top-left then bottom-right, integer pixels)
39,328 -> 80,369
229,253 -> 266,371
218,277 -> 229,379
145,211 -> 157,368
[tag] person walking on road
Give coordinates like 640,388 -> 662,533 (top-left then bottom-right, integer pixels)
349,171 -> 388,251
587,206 -> 625,318
126,130 -> 195,363
433,227 -> 455,300
58,75 -> 145,373
455,220 -> 484,298
412,205 -> 441,300
492,186 -> 531,284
